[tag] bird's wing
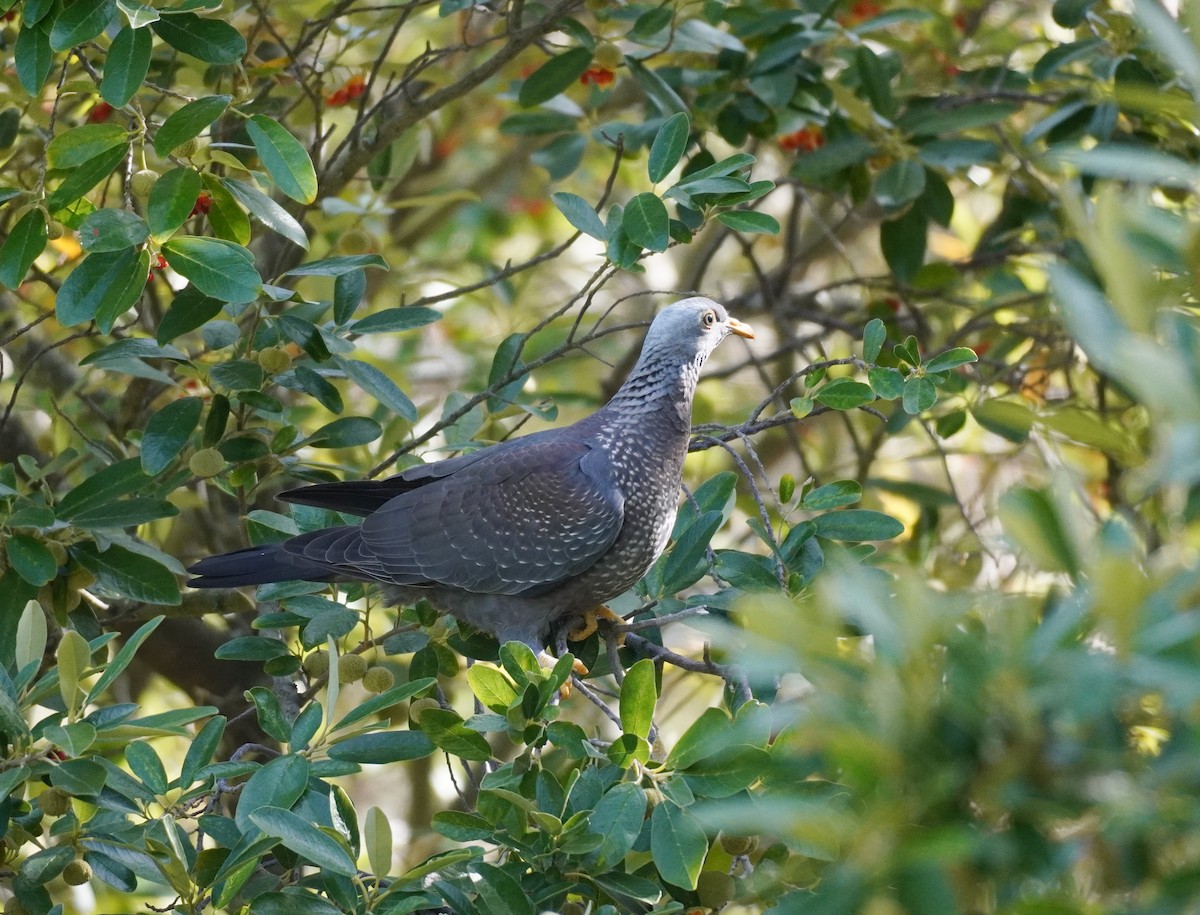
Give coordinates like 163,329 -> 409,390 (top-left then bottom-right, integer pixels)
345,436 -> 624,595
277,447 -> 502,516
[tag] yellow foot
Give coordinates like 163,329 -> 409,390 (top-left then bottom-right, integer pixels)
568,605 -> 627,642
537,650 -> 589,677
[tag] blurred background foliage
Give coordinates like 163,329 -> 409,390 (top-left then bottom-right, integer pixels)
3,0 -> 1200,911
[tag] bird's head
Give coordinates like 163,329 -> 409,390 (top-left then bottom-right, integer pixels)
641,297 -> 755,366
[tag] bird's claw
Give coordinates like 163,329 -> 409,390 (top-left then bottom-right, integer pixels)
567,605 -> 627,645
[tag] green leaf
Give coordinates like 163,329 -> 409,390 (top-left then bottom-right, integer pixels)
6,536 -> 57,587
620,658 -> 657,740
73,541 -> 181,605
46,143 -> 127,210
179,715 -> 226,787
801,480 -> 862,511
626,57 -> 687,115
101,25 -> 152,106
67,497 -> 177,529
467,664 -> 518,713
16,25 -> 53,94
812,509 -> 904,542
902,375 -> 937,414
659,509 -> 722,595
125,740 -> 168,794
667,707 -> 733,768
248,806 -> 357,877
330,678 -> 437,731
246,686 -> 292,743
814,378 -> 875,410
419,708 -> 493,761
247,891 -> 344,915
162,236 -> 261,304
328,730 -> 436,763
55,248 -> 147,330
552,191 -> 607,240
470,862 -> 535,915
305,416 -> 382,449
78,208 -> 149,253
157,285 -> 224,344
874,160 -> 926,211
47,124 -> 128,169
50,0 -> 116,50
152,13 -> 246,64
57,629 -> 91,716
44,721 -> 96,756
222,177 -> 309,249
863,318 -> 886,363
924,347 -> 978,373
880,208 -> 926,283
142,396 -> 204,473
285,253 -> 389,277
148,167 -> 203,240
235,754 -> 309,832
999,485 -> 1079,575
15,600 -> 47,673
0,209 -> 48,289
650,802 -> 707,890
246,115 -> 318,204
433,810 -> 494,841
648,112 -> 690,184
154,95 -> 232,158
519,47 -> 592,107
346,306 -> 441,334
364,807 -> 392,878
333,360 -> 417,425
58,458 -> 151,517
201,174 -> 250,245
867,366 -> 905,400
589,782 -> 647,868
683,746 -> 770,798
716,210 -> 781,234
333,269 -> 366,324
622,192 -> 670,252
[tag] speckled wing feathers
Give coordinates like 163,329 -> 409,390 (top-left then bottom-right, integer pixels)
363,437 -> 623,594
278,435 -> 625,596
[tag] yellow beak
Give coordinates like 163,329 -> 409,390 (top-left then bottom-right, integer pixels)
726,317 -> 755,339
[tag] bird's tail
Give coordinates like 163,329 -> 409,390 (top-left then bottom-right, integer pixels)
187,543 -> 335,588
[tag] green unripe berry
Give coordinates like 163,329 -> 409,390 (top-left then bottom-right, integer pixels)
362,666 -> 395,693
408,697 -> 441,722
695,870 -> 736,909
172,137 -> 201,158
37,788 -> 72,817
719,833 -> 758,856
4,896 -> 30,915
337,653 -> 368,683
189,448 -> 226,478
594,42 -> 622,70
130,169 -> 158,197
62,858 -> 92,886
46,221 -> 65,241
256,346 -> 292,375
303,650 -> 330,678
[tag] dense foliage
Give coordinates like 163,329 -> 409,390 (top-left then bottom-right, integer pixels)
3,0 -> 1200,912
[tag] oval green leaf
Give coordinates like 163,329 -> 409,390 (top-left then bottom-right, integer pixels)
101,25 -> 152,106
648,112 -> 690,184
518,47 -> 592,107
246,115 -> 317,204
161,236 -> 261,304
622,192 -> 670,252
154,94 -> 232,158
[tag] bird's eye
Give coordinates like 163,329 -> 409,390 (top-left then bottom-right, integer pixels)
702,311 -> 716,328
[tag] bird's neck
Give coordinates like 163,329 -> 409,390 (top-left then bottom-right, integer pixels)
603,353 -> 700,431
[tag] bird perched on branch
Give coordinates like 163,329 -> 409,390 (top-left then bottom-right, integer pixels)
188,297 -> 754,652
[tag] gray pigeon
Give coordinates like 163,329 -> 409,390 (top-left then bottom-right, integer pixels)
187,297 -> 754,649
